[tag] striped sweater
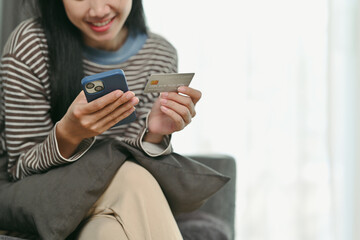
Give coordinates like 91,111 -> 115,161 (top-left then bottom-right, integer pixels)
0,19 -> 178,181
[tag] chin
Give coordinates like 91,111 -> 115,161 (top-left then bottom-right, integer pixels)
91,34 -> 117,43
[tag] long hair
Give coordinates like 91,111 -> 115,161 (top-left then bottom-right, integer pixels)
34,0 -> 147,123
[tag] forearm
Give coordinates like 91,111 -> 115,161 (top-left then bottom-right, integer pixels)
8,125 -> 94,181
56,120 -> 84,158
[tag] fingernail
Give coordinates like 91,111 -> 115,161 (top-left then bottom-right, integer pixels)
126,92 -> 135,99
131,97 -> 139,104
178,86 -> 186,92
115,90 -> 122,98
161,92 -> 168,98
160,99 -> 167,105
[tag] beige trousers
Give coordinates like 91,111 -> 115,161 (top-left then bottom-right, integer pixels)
75,161 -> 183,240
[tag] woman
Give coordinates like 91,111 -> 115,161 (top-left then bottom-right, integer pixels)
0,0 -> 201,239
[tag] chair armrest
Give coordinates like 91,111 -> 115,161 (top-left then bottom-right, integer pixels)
186,154 -> 236,238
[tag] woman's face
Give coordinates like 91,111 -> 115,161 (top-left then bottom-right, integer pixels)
62,0 -> 133,51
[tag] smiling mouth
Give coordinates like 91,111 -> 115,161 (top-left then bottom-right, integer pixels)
88,17 -> 115,32
92,18 -> 112,27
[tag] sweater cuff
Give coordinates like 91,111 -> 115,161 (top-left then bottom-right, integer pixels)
53,122 -> 96,162
139,112 -> 172,157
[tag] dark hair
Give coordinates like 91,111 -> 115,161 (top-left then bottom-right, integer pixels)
34,0 -> 147,123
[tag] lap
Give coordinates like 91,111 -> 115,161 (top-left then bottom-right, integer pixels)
76,214 -> 128,240
87,160 -> 164,217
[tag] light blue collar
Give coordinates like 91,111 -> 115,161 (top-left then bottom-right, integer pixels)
83,32 -> 148,65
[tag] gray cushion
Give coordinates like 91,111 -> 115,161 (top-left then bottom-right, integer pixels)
176,210 -> 231,240
0,140 -> 229,239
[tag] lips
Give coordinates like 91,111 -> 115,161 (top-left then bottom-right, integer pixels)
88,17 -> 115,32
92,18 -> 112,27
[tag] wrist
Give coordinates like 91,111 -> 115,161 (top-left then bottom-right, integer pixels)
56,120 -> 83,158
56,120 -> 83,146
143,129 -> 164,144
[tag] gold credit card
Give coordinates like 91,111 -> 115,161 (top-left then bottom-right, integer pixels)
143,73 -> 195,93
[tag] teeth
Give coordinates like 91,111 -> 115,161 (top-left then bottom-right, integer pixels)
92,19 -> 111,27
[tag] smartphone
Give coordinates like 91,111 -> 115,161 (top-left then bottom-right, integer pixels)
81,69 -> 136,127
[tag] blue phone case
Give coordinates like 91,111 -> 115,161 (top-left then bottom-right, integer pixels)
81,69 -> 136,127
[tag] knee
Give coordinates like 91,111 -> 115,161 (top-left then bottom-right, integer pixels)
114,161 -> 162,196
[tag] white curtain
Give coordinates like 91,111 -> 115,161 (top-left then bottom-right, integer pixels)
328,0 -> 360,239
144,0 -> 359,239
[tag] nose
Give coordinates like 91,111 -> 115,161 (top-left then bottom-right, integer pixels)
88,0 -> 111,18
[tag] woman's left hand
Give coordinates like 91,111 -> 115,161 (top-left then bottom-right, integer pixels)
144,86 -> 202,143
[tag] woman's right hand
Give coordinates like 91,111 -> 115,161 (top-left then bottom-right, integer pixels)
56,90 -> 139,158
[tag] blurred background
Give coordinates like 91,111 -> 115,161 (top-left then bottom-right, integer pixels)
1,0 -> 359,239
143,0 -> 360,239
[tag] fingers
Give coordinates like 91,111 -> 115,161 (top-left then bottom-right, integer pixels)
71,90 -> 139,135
160,86 -> 202,118
159,105 -> 187,131
160,97 -> 192,124
93,91 -> 137,120
81,90 -> 125,114
80,89 -> 138,121
177,86 -> 202,105
159,87 -> 202,130
73,91 -> 89,104
93,97 -> 138,131
104,106 -> 136,129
